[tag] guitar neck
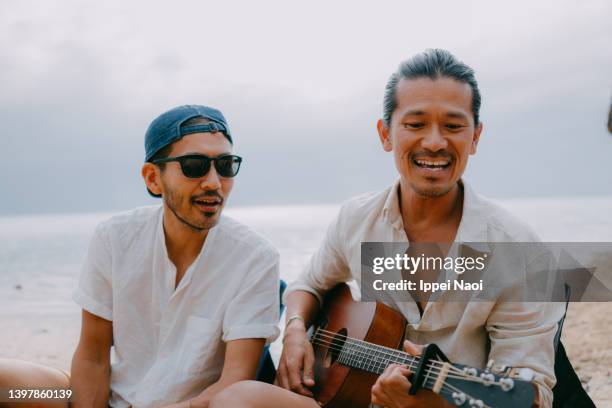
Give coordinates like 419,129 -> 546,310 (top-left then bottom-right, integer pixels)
328,335 -> 536,408
336,337 -> 420,375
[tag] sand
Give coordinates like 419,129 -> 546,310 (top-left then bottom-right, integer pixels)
562,303 -> 612,406
1,302 -> 611,407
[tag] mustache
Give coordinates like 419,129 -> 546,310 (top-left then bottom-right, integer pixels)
411,150 -> 453,160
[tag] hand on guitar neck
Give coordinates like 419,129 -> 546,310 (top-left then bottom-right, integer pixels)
371,340 -> 453,408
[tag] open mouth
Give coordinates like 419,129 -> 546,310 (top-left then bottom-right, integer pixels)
412,157 -> 452,171
192,198 -> 223,213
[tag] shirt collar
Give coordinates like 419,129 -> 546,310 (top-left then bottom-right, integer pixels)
382,179 -> 404,231
455,180 -> 488,242
155,206 -> 221,295
381,179 -> 488,242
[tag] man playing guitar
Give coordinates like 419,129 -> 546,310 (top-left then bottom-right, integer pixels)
209,49 -> 563,408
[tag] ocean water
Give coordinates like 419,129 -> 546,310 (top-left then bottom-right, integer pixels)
1,197 -> 611,366
0,205 -> 339,317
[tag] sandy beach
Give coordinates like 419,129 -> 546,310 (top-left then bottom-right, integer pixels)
1,299 -> 611,406
562,303 -> 612,406
1,202 -> 612,406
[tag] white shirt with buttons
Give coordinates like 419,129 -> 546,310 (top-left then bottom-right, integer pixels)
286,180 -> 564,408
73,206 -> 280,408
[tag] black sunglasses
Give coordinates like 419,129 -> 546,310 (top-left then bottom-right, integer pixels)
152,154 -> 242,178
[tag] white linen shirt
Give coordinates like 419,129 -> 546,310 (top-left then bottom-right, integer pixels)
286,180 -> 564,408
73,206 -> 280,408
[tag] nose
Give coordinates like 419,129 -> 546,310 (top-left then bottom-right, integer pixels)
200,164 -> 222,191
420,126 -> 447,152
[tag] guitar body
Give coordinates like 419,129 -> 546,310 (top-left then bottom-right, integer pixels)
311,284 -> 536,408
312,284 -> 406,407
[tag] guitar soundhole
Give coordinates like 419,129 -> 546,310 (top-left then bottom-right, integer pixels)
324,328 -> 347,368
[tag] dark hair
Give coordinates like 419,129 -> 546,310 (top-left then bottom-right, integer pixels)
382,48 -> 481,127
146,116 -> 213,197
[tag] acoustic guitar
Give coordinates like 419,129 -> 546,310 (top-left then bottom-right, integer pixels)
311,284 -> 536,408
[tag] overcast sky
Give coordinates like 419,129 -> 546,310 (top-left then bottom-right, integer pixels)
0,0 -> 611,216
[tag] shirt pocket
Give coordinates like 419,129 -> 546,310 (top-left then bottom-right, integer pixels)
179,315 -> 222,376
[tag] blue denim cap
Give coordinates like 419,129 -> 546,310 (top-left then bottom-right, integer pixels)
144,104 -> 233,162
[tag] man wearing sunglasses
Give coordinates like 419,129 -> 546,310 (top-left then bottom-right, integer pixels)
0,105 -> 280,408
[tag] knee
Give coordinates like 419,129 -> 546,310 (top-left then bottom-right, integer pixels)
210,380 -> 265,408
0,358 -> 69,388
0,359 -> 21,387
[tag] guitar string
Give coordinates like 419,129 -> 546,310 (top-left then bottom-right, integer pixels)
426,381 -> 492,408
310,336 -> 505,396
311,334 -> 500,386
311,329 -> 463,375
314,327 -> 439,367
313,327 -> 489,379
310,331 -> 462,376
308,336 -> 494,408
424,373 -> 493,408
313,328 -> 420,367
310,335 -> 457,378
311,330 -> 502,386
309,337 -> 495,407
311,334 -> 421,370
310,336 -> 505,400
310,337 -> 459,379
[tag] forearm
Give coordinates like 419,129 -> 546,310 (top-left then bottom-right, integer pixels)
285,290 -> 320,328
70,351 -> 110,408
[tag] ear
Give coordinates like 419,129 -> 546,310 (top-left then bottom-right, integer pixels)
470,122 -> 483,155
142,163 -> 163,196
377,119 -> 393,152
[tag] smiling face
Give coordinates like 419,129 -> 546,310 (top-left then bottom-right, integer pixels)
378,76 -> 482,197
142,132 -> 234,231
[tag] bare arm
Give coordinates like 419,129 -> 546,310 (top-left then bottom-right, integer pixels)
277,206 -> 352,396
285,289 -> 320,328
164,338 -> 265,408
275,290 -> 321,396
70,310 -> 113,408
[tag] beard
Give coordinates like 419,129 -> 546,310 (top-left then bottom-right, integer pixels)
409,179 -> 455,198
162,182 -> 221,232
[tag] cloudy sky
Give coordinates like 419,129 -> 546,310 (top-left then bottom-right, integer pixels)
0,0 -> 611,216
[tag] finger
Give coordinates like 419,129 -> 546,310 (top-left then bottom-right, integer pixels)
287,357 -> 311,396
302,344 -> 316,387
372,378 -> 393,406
277,360 -> 290,390
371,383 -> 388,407
388,367 -> 412,388
383,363 -> 403,374
379,364 -> 405,387
372,375 -> 399,407
403,339 -> 425,356
378,363 -> 398,383
396,366 -> 412,377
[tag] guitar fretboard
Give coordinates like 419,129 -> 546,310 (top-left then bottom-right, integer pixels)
335,338 -> 420,375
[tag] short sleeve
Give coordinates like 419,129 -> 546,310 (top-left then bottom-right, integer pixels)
222,249 -> 280,344
284,206 -> 352,305
72,223 -> 113,321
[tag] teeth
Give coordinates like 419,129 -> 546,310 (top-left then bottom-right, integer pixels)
415,159 -> 450,166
